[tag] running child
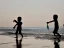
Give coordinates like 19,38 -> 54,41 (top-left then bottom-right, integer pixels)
47,14 -> 61,37
13,16 -> 23,38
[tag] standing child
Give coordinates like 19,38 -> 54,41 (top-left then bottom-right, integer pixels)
47,14 -> 61,37
13,16 -> 23,38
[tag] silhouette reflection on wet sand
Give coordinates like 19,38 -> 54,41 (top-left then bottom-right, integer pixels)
16,37 -> 22,48
54,36 -> 61,48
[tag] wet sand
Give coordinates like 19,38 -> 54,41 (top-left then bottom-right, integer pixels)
0,34 -> 64,48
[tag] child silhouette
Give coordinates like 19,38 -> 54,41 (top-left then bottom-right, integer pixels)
47,14 -> 61,37
13,16 -> 23,38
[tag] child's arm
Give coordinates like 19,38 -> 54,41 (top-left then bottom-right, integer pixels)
47,20 -> 54,24
13,24 -> 17,29
13,20 -> 17,23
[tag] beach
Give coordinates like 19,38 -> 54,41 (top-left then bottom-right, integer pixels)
0,27 -> 64,48
0,31 -> 64,48
0,0 -> 64,48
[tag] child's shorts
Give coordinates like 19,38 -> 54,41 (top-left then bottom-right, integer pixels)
53,28 -> 58,34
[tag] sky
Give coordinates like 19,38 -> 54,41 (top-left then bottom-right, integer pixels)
0,0 -> 64,27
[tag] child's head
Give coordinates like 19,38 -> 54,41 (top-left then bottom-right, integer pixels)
17,16 -> 22,22
53,14 -> 58,20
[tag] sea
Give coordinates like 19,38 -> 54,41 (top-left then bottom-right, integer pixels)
0,27 -> 64,35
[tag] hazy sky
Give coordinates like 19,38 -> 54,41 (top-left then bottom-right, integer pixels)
0,0 -> 64,27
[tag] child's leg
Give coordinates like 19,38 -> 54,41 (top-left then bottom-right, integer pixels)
57,32 -> 61,37
54,29 -> 61,37
16,29 -> 18,37
56,29 -> 61,36
19,30 -> 23,38
53,30 -> 56,36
